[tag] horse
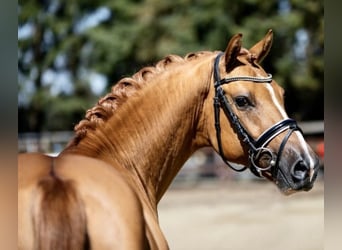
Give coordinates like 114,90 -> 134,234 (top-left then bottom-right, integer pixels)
18,29 -> 320,249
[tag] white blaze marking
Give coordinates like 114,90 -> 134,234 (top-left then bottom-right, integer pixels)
264,84 -> 315,175
265,84 -> 288,119
295,130 -> 316,180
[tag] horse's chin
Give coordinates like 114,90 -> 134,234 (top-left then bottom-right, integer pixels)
274,177 -> 314,195
278,186 -> 297,196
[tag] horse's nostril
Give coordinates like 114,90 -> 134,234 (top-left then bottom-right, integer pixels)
291,160 -> 309,180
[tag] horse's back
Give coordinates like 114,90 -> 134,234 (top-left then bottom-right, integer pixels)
18,153 -> 52,249
18,153 -> 148,249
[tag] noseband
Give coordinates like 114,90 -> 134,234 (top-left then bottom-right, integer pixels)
213,52 -> 302,178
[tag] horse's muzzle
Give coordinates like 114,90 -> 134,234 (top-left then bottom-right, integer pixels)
275,153 -> 320,194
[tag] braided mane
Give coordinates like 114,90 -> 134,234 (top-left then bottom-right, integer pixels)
69,51 -> 213,146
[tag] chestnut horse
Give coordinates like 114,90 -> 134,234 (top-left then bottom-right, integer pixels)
18,30 -> 320,249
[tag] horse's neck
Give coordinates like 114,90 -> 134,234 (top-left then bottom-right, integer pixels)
65,55 -> 213,205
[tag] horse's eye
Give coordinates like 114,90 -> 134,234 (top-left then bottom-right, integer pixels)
234,96 -> 251,108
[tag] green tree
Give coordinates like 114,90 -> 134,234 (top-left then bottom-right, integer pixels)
18,0 -> 323,132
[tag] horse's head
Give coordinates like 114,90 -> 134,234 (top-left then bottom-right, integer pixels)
205,30 -> 319,194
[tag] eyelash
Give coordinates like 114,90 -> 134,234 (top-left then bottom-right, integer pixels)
234,96 -> 253,109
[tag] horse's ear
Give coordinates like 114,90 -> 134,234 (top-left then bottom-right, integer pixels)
224,33 -> 243,71
249,29 -> 273,63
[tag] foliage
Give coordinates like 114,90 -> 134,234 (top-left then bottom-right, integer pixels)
18,0 -> 324,132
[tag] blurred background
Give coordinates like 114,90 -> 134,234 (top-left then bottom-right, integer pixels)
18,1 -> 324,249
18,0 -> 323,132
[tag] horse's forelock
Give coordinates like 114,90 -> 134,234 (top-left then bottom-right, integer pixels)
237,47 -> 258,65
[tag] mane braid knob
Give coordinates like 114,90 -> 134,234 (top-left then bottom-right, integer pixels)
70,51 -> 210,146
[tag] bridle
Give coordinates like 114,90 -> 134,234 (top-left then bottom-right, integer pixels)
213,52 -> 302,178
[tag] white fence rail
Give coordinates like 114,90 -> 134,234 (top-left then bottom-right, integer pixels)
18,121 -> 324,180
18,121 -> 324,154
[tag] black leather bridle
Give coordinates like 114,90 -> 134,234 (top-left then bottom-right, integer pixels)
213,52 -> 302,178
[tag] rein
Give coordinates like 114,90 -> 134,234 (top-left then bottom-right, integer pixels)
213,52 -> 302,178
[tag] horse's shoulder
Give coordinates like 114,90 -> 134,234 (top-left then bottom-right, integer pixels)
54,154 -> 149,248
